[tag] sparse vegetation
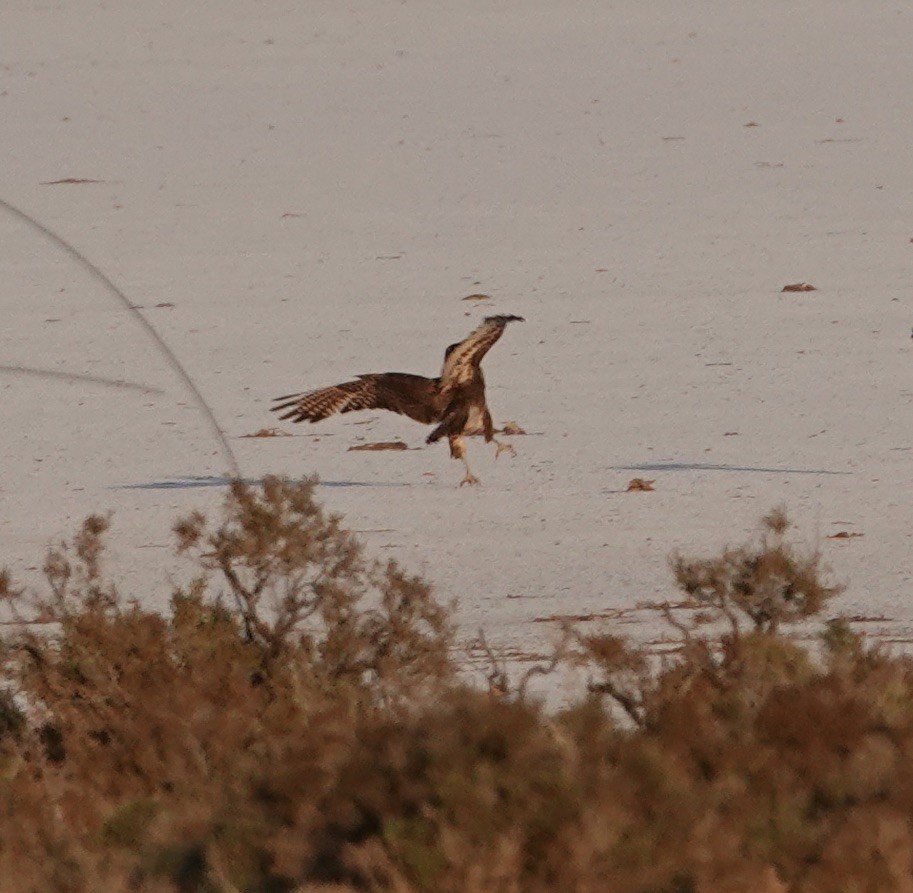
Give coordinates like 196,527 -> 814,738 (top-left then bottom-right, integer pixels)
1,479 -> 912,892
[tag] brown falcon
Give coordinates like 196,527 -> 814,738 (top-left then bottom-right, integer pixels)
270,314 -> 524,485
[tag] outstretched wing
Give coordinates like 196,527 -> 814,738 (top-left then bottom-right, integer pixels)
271,372 -> 439,426
440,314 -> 524,390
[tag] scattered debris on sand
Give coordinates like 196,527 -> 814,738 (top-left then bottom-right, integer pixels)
348,441 -> 409,451
500,420 -> 527,435
241,428 -> 290,438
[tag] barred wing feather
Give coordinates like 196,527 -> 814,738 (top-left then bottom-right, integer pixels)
271,372 -> 439,425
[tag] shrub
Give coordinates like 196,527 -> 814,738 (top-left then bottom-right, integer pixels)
1,484 -> 912,892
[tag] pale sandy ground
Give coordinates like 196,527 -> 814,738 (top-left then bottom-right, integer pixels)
2,1 -> 911,696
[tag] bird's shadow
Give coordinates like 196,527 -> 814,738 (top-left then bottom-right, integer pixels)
114,475 -> 409,491
614,462 -> 851,476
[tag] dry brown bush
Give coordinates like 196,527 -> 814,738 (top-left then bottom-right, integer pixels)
2,486 -> 913,892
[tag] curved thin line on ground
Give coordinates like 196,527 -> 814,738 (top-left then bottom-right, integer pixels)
0,364 -> 165,394
0,196 -> 240,476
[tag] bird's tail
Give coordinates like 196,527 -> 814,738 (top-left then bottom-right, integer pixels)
426,406 -> 469,446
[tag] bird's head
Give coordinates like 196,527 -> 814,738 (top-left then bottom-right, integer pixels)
443,314 -> 525,362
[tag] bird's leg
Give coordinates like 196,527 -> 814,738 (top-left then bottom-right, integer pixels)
450,435 -> 480,486
459,457 -> 480,487
482,408 -> 515,460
